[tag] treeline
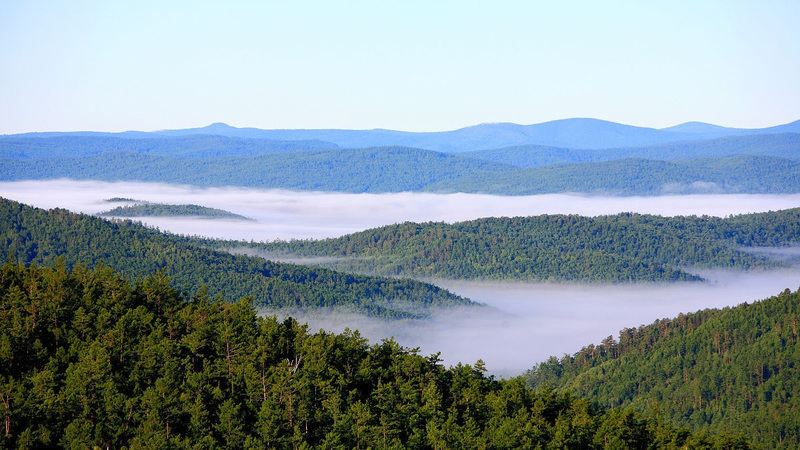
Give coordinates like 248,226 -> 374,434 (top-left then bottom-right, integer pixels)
98,203 -> 253,221
0,198 -> 472,318
232,209 -> 800,282
0,262 -> 751,448
523,287 -> 800,449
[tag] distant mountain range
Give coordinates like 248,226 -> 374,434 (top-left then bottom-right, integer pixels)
3,118 -> 800,196
6,118 -> 800,152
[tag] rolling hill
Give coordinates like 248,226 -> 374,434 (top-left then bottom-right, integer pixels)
0,198 -> 475,318
200,209 -> 800,283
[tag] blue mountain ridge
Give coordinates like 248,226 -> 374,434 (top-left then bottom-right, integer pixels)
4,118 -> 799,153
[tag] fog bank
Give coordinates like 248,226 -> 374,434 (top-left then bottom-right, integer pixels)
2,180 -> 800,241
287,269 -> 800,377
3,180 -> 800,377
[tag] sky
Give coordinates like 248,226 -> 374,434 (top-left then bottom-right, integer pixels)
1,1 -> 799,134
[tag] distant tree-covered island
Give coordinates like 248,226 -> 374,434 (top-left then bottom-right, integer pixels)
97,202 -> 254,221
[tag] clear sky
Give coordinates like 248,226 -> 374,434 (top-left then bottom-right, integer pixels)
1,1 -> 799,134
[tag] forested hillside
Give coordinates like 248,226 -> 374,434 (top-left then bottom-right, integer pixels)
3,139 -> 800,195
0,147 -> 512,193
0,198 -> 472,318
0,262 -> 752,448
428,155 -> 800,195
0,135 -> 337,159
523,287 -> 800,449
464,133 -> 800,168
230,210 -> 800,282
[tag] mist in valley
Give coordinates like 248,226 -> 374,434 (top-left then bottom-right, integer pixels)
3,180 -> 800,241
281,269 -> 800,377
2,180 -> 800,376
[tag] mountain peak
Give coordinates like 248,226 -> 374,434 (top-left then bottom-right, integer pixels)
204,122 -> 235,130
661,121 -> 737,134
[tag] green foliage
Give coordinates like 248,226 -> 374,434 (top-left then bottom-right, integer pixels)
230,209 -> 800,282
523,287 -> 800,449
97,202 -> 253,220
0,262 -> 745,448
0,198 -> 474,318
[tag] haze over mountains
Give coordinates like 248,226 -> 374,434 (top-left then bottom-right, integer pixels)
6,117 -> 800,151
3,118 -> 800,197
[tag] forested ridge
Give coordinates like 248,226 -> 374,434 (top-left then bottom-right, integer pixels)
463,133 -> 800,168
3,147 -> 800,196
523,287 -> 800,449
0,262 -> 752,448
0,147 -> 512,193
0,198 -> 473,318
427,155 -> 800,195
225,209 -> 800,283
0,134 -> 337,159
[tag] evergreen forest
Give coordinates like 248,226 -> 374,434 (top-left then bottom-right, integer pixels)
224,209 -> 800,282
0,198 -> 472,319
523,287 -> 800,448
0,262 -> 753,449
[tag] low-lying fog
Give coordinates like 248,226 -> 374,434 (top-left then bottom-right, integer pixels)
285,269 -> 800,378
3,180 -> 800,241
2,180 -> 799,376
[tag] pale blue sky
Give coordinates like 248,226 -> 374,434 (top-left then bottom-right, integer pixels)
1,1 -> 798,133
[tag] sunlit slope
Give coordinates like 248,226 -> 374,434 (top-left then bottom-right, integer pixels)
0,198 -> 475,318
523,287 -> 800,449
238,210 -> 800,282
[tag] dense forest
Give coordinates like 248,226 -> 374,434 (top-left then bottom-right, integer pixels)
523,287 -> 800,449
98,203 -> 253,221
463,133 -> 800,168
3,133 -> 800,196
0,262 -> 752,448
0,198 -> 473,319
0,147 -> 513,193
427,155 -> 800,195
0,134 -> 337,159
220,209 -> 800,282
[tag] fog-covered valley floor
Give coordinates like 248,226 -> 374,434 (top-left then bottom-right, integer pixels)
2,179 -> 799,376
5,180 -> 800,241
